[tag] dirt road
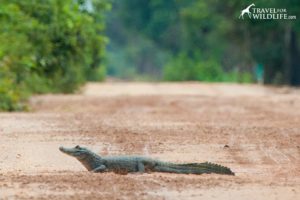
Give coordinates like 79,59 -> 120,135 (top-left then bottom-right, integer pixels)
0,82 -> 299,199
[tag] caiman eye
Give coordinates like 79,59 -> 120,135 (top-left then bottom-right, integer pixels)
75,145 -> 80,149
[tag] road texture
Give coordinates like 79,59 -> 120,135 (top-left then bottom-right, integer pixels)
0,82 -> 299,199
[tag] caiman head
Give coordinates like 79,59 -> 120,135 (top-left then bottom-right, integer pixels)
59,145 -> 93,160
59,145 -> 101,171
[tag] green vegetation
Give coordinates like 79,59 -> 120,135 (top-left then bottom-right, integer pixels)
1,0 -> 299,111
0,0 -> 109,110
106,0 -> 300,84
163,53 -> 252,83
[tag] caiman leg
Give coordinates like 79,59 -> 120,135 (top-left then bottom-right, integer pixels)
137,162 -> 145,172
92,165 -> 107,173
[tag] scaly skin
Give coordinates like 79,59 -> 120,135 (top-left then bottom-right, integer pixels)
59,145 -> 234,175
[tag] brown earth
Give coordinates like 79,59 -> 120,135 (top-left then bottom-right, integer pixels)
0,82 -> 300,200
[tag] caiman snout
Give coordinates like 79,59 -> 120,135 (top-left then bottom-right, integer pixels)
59,146 -> 74,156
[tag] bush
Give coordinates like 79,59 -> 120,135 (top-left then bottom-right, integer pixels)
194,60 -> 224,82
0,0 -> 109,111
0,74 -> 29,111
163,53 -> 253,83
163,53 -> 196,81
163,53 -> 224,82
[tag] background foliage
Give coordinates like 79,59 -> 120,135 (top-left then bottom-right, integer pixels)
1,0 -> 300,111
0,0 -> 109,110
106,0 -> 300,83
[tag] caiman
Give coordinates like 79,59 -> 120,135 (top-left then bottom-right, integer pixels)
59,145 -> 234,175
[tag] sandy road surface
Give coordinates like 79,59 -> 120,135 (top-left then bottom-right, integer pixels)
0,82 -> 300,199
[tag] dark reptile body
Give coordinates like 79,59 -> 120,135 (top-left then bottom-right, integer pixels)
60,146 -> 234,175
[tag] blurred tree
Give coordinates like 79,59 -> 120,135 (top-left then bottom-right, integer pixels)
106,0 -> 182,79
0,0 -> 109,110
106,0 -> 299,85
179,0 -> 300,85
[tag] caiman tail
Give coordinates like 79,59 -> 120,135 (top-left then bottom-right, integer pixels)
155,162 -> 234,175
